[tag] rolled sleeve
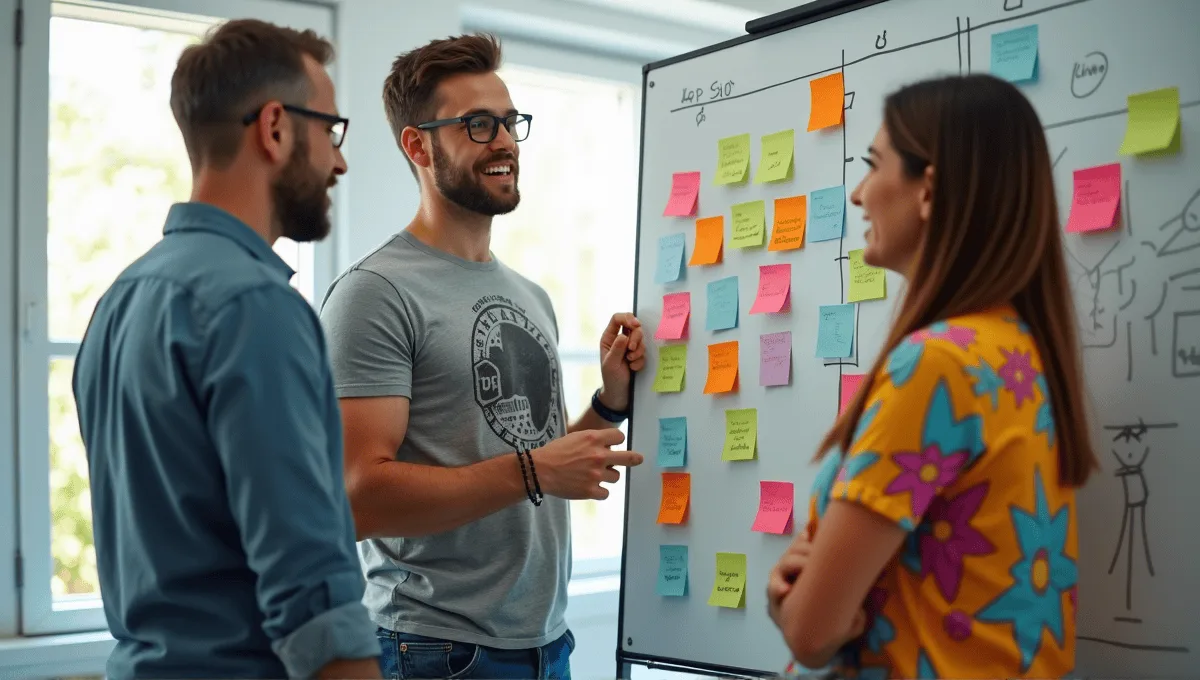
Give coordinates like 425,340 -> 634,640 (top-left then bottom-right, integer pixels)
272,599 -> 380,679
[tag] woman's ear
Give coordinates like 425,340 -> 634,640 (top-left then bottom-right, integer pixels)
919,164 -> 936,223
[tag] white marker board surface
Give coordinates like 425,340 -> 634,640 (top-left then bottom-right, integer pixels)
619,0 -> 1200,676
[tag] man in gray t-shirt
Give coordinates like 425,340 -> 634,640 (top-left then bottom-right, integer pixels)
318,34 -> 646,680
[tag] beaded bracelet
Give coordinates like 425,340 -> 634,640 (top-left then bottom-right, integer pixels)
516,450 -> 543,506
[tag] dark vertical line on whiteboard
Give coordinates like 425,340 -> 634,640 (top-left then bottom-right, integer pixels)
956,17 -> 963,74
966,17 -> 972,72
836,48 -> 849,385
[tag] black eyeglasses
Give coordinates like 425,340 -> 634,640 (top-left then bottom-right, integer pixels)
416,113 -> 532,144
242,104 -> 349,148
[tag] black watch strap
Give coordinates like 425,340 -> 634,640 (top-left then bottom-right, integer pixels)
592,388 -> 629,423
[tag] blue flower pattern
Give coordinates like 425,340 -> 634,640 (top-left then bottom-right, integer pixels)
922,380 -> 987,466
1034,374 -> 1055,447
917,650 -> 937,678
964,357 -> 1005,411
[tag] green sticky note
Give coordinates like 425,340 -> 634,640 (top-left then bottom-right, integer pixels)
731,200 -> 766,249
1119,86 -> 1181,156
657,545 -> 688,596
754,129 -> 794,183
722,408 -> 757,461
707,552 -> 747,608
847,249 -> 886,302
715,134 -> 751,185
653,344 -> 688,393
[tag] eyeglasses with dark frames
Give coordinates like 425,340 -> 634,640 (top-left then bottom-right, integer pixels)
242,104 -> 349,148
416,113 -> 533,144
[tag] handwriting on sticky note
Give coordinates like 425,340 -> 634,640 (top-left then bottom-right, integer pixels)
657,472 -> 690,524
808,72 -> 845,131
706,277 -> 739,331
653,344 -> 687,393
655,233 -> 686,284
749,264 -> 791,314
751,481 -> 794,534
689,216 -> 724,266
715,134 -> 751,185
769,195 -> 806,251
707,552 -> 747,608
1119,86 -> 1181,156
808,186 -> 845,242
816,304 -> 855,358
991,24 -> 1038,83
840,374 -> 865,415
759,331 -> 791,387
658,417 -> 687,468
731,200 -> 766,249
657,545 -> 688,596
722,408 -> 757,461
655,292 -> 691,341
755,129 -> 794,183
847,249 -> 886,302
704,341 -> 739,395
1066,163 -> 1122,233
664,171 -> 700,216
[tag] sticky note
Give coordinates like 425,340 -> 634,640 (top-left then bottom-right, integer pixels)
657,545 -> 689,596
755,129 -> 794,183
731,200 -> 767,249
847,249 -> 886,302
657,472 -> 690,524
704,341 -> 739,395
807,72 -> 845,131
715,133 -> 751,185
706,277 -> 739,331
749,264 -> 791,314
769,195 -> 807,251
655,233 -> 686,284
751,481 -> 794,534
664,171 -> 701,216
1065,163 -> 1122,233
653,344 -> 687,393
689,216 -> 724,266
708,552 -> 747,608
658,417 -> 687,468
840,374 -> 865,415
655,292 -> 691,340
808,186 -> 846,242
722,408 -> 757,461
817,304 -> 855,358
760,331 -> 791,387
990,25 -> 1038,83
1119,86 -> 1181,156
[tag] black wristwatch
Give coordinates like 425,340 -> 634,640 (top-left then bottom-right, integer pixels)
591,388 -> 630,423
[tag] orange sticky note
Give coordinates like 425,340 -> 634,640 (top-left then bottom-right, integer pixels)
769,195 -> 807,251
657,472 -> 690,524
704,341 -> 739,394
655,292 -> 691,340
1065,163 -> 1122,233
689,216 -> 724,265
749,264 -> 791,314
808,72 -> 845,131
664,171 -> 701,216
751,481 -> 794,534
840,374 -> 865,415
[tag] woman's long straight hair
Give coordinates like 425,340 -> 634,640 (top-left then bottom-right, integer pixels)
816,74 -> 1099,487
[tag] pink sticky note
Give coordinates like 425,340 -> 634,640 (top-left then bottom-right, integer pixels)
655,292 -> 691,340
840,374 -> 865,415
663,171 -> 701,217
749,264 -> 791,314
1065,163 -> 1122,233
751,480 -> 794,534
760,331 -> 791,387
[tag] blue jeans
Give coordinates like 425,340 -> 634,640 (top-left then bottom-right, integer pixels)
377,628 -> 574,680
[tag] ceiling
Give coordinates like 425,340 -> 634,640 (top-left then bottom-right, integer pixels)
713,0 -> 814,14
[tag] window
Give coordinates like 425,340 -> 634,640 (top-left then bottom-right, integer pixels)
489,64 -> 640,571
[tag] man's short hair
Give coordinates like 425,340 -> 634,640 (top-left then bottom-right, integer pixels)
170,18 -> 334,170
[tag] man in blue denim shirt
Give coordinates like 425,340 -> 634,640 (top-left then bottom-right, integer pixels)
72,19 -> 379,679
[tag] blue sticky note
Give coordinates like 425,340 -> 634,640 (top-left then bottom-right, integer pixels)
658,417 -> 688,467
657,545 -> 689,596
991,25 -> 1038,83
816,304 -> 855,358
655,233 -> 686,283
808,186 -> 845,242
706,276 -> 739,331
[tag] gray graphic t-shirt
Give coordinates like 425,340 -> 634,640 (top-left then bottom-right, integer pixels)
318,230 -> 570,649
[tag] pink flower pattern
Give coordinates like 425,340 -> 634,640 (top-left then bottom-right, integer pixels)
911,323 -> 977,350
998,347 -> 1038,408
885,444 -> 968,518
920,482 -> 995,602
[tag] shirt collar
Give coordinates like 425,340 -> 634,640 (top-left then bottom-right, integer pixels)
162,202 -> 296,280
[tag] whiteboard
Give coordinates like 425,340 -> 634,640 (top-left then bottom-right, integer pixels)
618,0 -> 1200,676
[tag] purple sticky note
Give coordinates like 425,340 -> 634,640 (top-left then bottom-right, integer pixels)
760,331 -> 791,387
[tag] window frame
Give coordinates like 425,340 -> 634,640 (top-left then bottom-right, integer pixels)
1,0 -> 20,640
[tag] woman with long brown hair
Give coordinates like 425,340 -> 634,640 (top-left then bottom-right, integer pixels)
767,73 -> 1099,678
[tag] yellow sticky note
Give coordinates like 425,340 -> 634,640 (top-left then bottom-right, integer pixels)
689,216 -> 724,266
847,249 -> 886,302
707,552 -> 747,608
769,196 -> 807,251
755,129 -> 794,183
704,341 -> 739,395
807,72 -> 845,131
731,200 -> 766,249
1119,86 -> 1181,156
653,344 -> 687,393
722,408 -> 757,461
657,472 -> 690,524
715,134 -> 751,185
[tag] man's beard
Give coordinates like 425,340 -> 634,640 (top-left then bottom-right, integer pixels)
431,135 -> 520,216
272,130 -> 333,243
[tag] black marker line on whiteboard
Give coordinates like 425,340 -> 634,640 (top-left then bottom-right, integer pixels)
965,17 -> 972,72
955,17 -> 963,74
1078,636 -> 1190,654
